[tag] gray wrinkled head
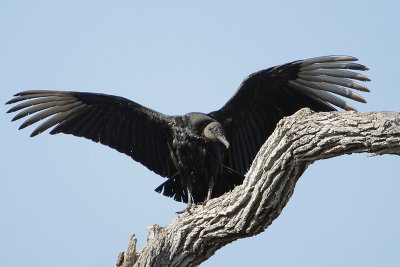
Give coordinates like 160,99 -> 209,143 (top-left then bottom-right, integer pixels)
203,121 -> 229,148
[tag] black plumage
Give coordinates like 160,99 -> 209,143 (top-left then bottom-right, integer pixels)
6,55 -> 370,210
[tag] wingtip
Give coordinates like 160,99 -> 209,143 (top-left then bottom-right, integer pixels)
7,106 -> 19,113
18,121 -> 29,130
6,92 -> 25,104
30,131 -> 39,137
358,97 -> 367,104
13,91 -> 26,97
332,55 -> 358,61
345,103 -> 357,111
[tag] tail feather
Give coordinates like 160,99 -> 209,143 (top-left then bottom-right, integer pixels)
154,176 -> 187,203
154,166 -> 245,204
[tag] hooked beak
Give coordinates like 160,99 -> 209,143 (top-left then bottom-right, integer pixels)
218,135 -> 230,149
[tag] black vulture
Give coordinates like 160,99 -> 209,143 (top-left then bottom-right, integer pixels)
6,55 -> 370,211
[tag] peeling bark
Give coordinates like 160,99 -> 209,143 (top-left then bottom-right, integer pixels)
115,109 -> 400,267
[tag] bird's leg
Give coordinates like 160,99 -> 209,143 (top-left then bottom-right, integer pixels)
177,183 -> 193,214
206,176 -> 215,201
197,176 -> 215,206
187,184 -> 193,209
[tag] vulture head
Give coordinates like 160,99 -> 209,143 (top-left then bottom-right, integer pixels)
203,121 -> 229,149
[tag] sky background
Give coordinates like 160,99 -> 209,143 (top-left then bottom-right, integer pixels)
1,1 -> 400,266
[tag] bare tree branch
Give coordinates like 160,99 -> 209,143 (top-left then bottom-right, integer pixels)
115,109 -> 400,267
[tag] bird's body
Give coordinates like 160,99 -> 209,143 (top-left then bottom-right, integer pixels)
170,114 -> 225,206
157,113 -> 241,209
6,55 -> 370,210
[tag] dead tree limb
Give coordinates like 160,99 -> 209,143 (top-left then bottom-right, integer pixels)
115,109 -> 400,267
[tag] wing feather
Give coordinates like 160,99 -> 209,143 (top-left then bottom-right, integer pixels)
209,55 -> 370,176
7,90 -> 176,178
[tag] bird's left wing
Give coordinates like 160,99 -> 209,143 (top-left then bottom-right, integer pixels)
6,90 -> 177,178
208,55 -> 370,175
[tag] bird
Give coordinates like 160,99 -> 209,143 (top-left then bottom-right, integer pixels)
6,55 -> 370,212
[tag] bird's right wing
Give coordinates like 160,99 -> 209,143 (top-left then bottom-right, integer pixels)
6,90 -> 177,178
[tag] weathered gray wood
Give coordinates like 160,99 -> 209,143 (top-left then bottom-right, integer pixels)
115,109 -> 400,267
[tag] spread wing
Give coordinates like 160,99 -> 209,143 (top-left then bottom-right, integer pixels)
6,90 -> 177,178
208,55 -> 370,175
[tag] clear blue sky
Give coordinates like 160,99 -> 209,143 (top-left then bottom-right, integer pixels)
1,1 -> 399,266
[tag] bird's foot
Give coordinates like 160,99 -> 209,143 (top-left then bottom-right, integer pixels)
197,199 -> 209,206
176,206 -> 193,215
